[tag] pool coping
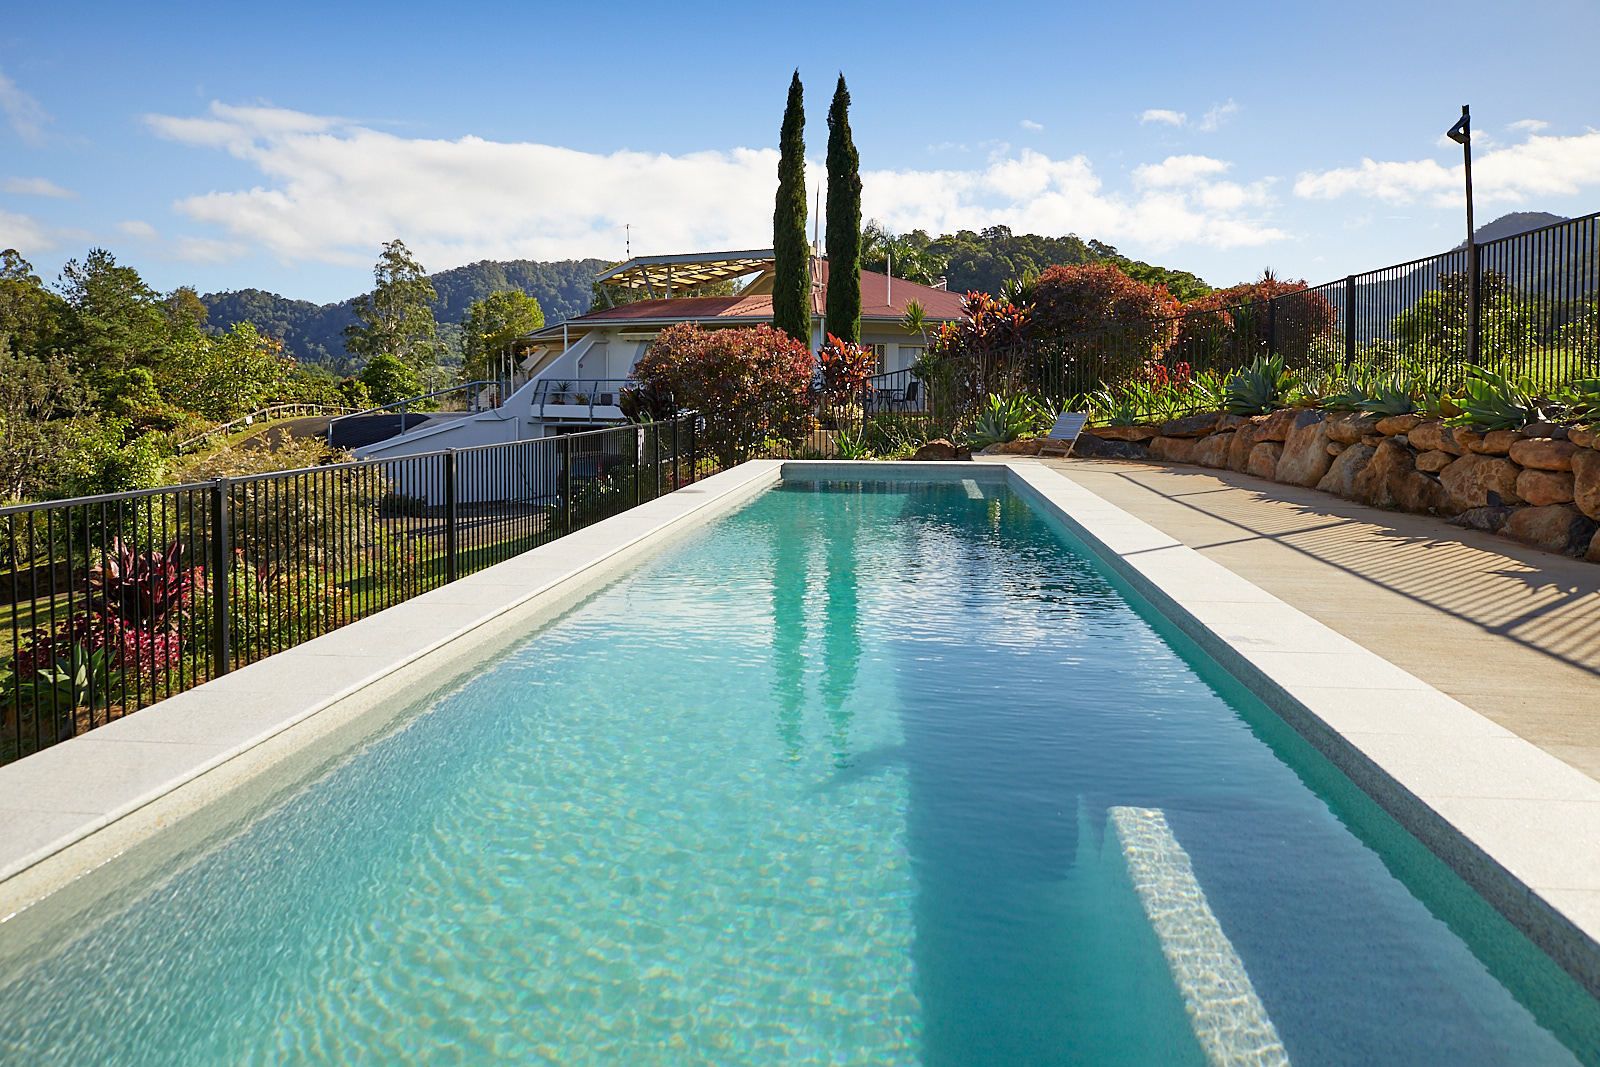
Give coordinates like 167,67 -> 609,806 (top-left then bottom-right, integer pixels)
2,457 -> 1599,999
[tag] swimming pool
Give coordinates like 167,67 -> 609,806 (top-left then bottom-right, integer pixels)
2,476 -> 1597,1064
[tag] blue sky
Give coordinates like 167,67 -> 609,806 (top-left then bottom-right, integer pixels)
3,0 -> 1598,305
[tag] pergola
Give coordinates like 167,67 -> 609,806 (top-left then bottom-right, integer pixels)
593,249 -> 774,304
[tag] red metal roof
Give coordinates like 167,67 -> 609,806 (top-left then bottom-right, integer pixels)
568,260 -> 965,326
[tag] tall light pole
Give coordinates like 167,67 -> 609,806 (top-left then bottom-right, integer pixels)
1447,105 -> 1478,366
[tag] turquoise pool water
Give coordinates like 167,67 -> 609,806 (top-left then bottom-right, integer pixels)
2,479 -> 1598,1064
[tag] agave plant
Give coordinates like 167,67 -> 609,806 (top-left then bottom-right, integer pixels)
1447,365 -> 1543,431
1355,376 -> 1420,417
1558,378 -> 1600,423
1223,355 -> 1291,416
969,393 -> 1042,448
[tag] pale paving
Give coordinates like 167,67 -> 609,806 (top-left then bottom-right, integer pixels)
1025,456 -> 1600,782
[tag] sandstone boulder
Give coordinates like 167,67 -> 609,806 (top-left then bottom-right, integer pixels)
1226,423 -> 1263,472
1375,414 -> 1424,436
1440,453 -> 1523,510
1522,421 -> 1568,440
1408,420 -> 1453,453
1515,469 -> 1575,507
1571,448 -> 1600,520
1216,414 -> 1251,431
1274,411 -> 1332,487
911,439 -> 967,461
1149,436 -> 1199,463
1316,443 -> 1375,499
1192,431 -> 1234,468
1255,408 -> 1299,443
1451,505 -> 1514,534
1509,437 -> 1578,472
1325,412 -> 1381,445
1327,442 -> 1345,456
1415,449 -> 1454,473
1246,442 -> 1283,480
1158,412 -> 1221,439
1073,434 -> 1151,460
979,438 -> 1044,456
1503,504 -> 1598,558
1353,438 -> 1447,512
1089,424 -> 1159,442
1588,528 -> 1600,564
1569,425 -> 1596,449
1469,429 -> 1523,456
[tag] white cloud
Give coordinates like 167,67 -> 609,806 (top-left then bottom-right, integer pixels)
0,208 -> 57,253
144,102 -> 1288,271
3,176 -> 74,199
117,219 -> 158,240
1019,118 -> 1044,132
1140,109 -> 1187,127
1294,128 -> 1600,205
0,68 -> 49,145
1197,99 -> 1239,133
173,236 -> 246,263
1508,118 -> 1549,134
1132,154 -> 1231,187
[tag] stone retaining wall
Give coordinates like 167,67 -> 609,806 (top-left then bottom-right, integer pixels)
1069,411 -> 1600,562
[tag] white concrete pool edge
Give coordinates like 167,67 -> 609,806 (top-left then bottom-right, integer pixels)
988,458 -> 1600,994
0,460 -> 784,918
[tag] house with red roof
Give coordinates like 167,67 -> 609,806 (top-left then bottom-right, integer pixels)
354,249 -> 964,459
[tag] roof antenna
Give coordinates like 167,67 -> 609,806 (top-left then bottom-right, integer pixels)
625,222 -> 631,260
887,250 -> 892,309
812,187 -> 821,256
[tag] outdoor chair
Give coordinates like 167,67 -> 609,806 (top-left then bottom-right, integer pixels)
1037,411 -> 1088,457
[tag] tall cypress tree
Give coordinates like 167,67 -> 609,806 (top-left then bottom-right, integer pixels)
824,73 -> 862,344
772,71 -> 810,343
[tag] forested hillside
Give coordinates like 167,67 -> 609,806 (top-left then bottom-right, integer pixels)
862,224 -> 1214,301
202,258 -> 609,372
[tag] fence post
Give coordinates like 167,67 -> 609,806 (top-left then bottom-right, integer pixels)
654,423 -> 663,499
1266,297 -> 1278,358
689,417 -> 698,482
1344,276 -> 1356,371
1467,240 -> 1482,366
444,449 -> 459,582
560,434 -> 573,535
671,417 -> 680,491
210,478 -> 231,678
634,427 -> 643,505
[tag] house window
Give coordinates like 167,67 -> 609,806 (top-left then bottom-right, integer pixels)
870,343 -> 888,375
897,346 -> 924,374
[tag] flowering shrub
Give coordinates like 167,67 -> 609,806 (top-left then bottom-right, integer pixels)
1174,274 -> 1337,368
630,323 -> 815,462
817,333 -> 876,411
1031,263 -> 1180,361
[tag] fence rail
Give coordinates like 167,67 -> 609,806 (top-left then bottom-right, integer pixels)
0,415 -> 706,767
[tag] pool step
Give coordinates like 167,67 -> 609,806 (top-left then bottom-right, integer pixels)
1109,806 -> 1290,1067
962,478 -> 984,499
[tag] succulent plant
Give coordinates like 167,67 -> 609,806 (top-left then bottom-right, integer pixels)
1446,365 -> 1543,431
1224,355 -> 1291,416
1355,377 -> 1420,417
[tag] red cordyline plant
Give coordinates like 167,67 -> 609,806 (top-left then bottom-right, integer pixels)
13,539 -> 200,680
817,333 -> 877,409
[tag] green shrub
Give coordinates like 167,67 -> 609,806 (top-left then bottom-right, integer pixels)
1355,377 -> 1420,417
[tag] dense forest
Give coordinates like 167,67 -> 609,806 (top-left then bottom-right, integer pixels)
862,223 -> 1214,302
201,258 -> 610,373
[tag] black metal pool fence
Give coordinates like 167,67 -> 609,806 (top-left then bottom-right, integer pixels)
0,415 -> 706,766
867,210 -> 1600,431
